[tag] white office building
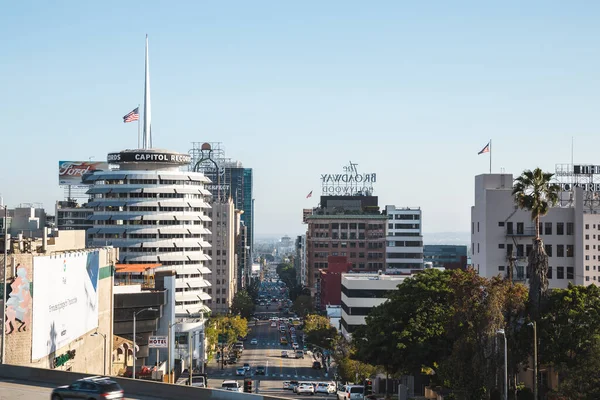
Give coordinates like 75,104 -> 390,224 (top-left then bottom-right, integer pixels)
340,272 -> 410,339
471,172 -> 600,288
85,149 -> 213,317
385,205 -> 424,272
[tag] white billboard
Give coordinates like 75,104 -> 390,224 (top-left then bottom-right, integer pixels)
32,252 -> 100,360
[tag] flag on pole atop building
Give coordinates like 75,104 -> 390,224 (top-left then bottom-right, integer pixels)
306,191 -> 313,199
478,142 -> 490,155
123,107 -> 140,123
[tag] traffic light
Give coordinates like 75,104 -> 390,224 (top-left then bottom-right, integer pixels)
364,379 -> 373,395
244,378 -> 253,393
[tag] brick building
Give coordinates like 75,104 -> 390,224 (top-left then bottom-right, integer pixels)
319,256 -> 352,311
305,196 -> 387,302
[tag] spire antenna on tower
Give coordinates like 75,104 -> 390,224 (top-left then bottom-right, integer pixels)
143,34 -> 152,149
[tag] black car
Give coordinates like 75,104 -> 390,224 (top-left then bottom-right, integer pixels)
256,366 -> 266,375
51,376 -> 124,400
312,361 -> 322,370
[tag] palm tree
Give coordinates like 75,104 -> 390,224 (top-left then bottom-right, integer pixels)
512,168 -> 560,320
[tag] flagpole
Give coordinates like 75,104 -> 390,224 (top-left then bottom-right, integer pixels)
137,104 -> 141,148
489,139 -> 492,174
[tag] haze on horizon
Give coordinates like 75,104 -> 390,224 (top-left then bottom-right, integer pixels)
2,2 -> 600,236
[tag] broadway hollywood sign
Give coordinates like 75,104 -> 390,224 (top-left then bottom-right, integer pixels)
321,161 -> 377,195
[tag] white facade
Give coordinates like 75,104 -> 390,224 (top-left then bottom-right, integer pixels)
340,272 -> 410,339
471,173 -> 600,288
385,205 -> 424,272
86,150 -> 213,317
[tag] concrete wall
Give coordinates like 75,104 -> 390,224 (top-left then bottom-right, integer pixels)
0,364 -> 286,400
3,247 -> 115,376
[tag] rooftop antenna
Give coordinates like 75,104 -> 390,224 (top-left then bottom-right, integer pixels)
142,34 -> 152,149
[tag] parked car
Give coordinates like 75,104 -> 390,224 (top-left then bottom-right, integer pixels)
288,380 -> 300,391
256,366 -> 266,375
312,361 -> 322,369
243,363 -> 251,371
281,350 -> 289,358
51,376 -> 124,400
222,380 -> 243,392
337,385 -> 365,400
283,381 -> 291,390
295,350 -> 304,359
250,338 -> 258,345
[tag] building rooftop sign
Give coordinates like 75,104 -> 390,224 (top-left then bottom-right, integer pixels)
321,161 -> 376,196
107,149 -> 191,165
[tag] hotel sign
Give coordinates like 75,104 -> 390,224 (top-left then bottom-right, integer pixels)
321,161 -> 376,195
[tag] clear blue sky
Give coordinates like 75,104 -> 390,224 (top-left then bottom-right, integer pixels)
2,1 -> 600,236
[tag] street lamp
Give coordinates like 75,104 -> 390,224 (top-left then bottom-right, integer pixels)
133,308 -> 157,379
496,329 -> 508,400
90,332 -> 108,375
528,321 -> 538,400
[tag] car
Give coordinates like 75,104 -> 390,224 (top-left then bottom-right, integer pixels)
51,376 -> 124,400
250,338 -> 258,345
283,381 -> 291,389
236,367 -> 246,376
312,361 -> 322,369
292,342 -> 299,350
271,322 -> 277,327
243,363 -> 250,371
281,350 -> 288,358
288,380 -> 300,391
337,385 -> 365,400
256,366 -> 266,375
316,382 -> 337,394
295,350 -> 304,359
296,382 -> 315,395
222,380 -> 243,392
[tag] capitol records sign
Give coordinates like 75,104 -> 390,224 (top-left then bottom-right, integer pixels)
59,161 -> 109,186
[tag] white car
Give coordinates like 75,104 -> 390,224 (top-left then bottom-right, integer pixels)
292,343 -> 299,350
236,367 -> 246,376
296,383 -> 315,395
222,380 -> 243,392
250,338 -> 258,345
316,382 -> 337,394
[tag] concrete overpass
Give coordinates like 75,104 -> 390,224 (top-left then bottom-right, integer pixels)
0,364 -> 286,400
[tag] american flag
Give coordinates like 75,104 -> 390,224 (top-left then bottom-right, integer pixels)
123,107 -> 139,123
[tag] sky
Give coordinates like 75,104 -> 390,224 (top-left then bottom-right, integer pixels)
2,1 -> 600,237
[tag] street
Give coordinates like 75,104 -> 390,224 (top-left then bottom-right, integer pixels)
206,306 -> 334,399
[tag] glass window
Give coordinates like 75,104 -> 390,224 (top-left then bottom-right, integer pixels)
547,266 -> 553,279
557,266 -> 565,279
517,223 -> 524,234
506,222 -> 513,234
498,265 -> 505,271
556,222 -> 564,235
545,244 -> 552,257
545,222 -> 552,235
567,267 -> 574,280
498,243 -> 505,249
557,245 -> 564,257
498,222 -> 505,227
567,245 -> 574,257
567,223 -> 574,235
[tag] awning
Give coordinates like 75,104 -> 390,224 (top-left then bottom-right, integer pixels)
157,174 -> 190,181
198,266 -> 212,274
187,175 -> 211,183
115,263 -> 162,273
173,215 -> 202,221
142,214 -> 174,221
106,187 -> 143,194
94,227 -> 127,234
88,214 -> 113,221
198,292 -> 211,301
199,215 -> 211,222
142,187 -> 170,194
174,187 -> 203,194
87,228 -> 100,234
110,214 -> 143,221
86,200 -> 129,207
86,187 -> 112,194
157,228 -> 191,235
82,174 -> 103,183
103,173 -> 128,180
199,188 -> 212,196
186,253 -> 210,261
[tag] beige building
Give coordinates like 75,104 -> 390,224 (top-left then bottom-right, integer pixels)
205,198 -> 237,313
1,229 -> 116,375
471,173 -> 600,288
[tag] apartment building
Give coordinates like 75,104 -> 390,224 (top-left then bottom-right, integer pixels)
384,205 -> 424,272
471,173 -> 600,288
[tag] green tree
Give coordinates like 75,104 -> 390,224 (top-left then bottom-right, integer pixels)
354,269 -> 453,378
303,314 -> 338,350
292,295 -> 314,317
512,168 -> 559,320
246,279 -> 260,303
231,290 -> 255,319
537,283 -> 600,399
205,315 -> 248,359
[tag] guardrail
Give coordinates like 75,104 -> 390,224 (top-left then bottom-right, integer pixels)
0,364 -> 286,400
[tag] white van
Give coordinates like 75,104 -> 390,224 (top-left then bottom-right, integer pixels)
221,380 -> 243,392
337,385 -> 365,400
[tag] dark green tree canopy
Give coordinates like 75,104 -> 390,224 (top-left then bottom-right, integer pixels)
231,289 -> 255,319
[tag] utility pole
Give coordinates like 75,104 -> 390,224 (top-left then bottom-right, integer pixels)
1,205 -> 8,364
533,321 -> 538,400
